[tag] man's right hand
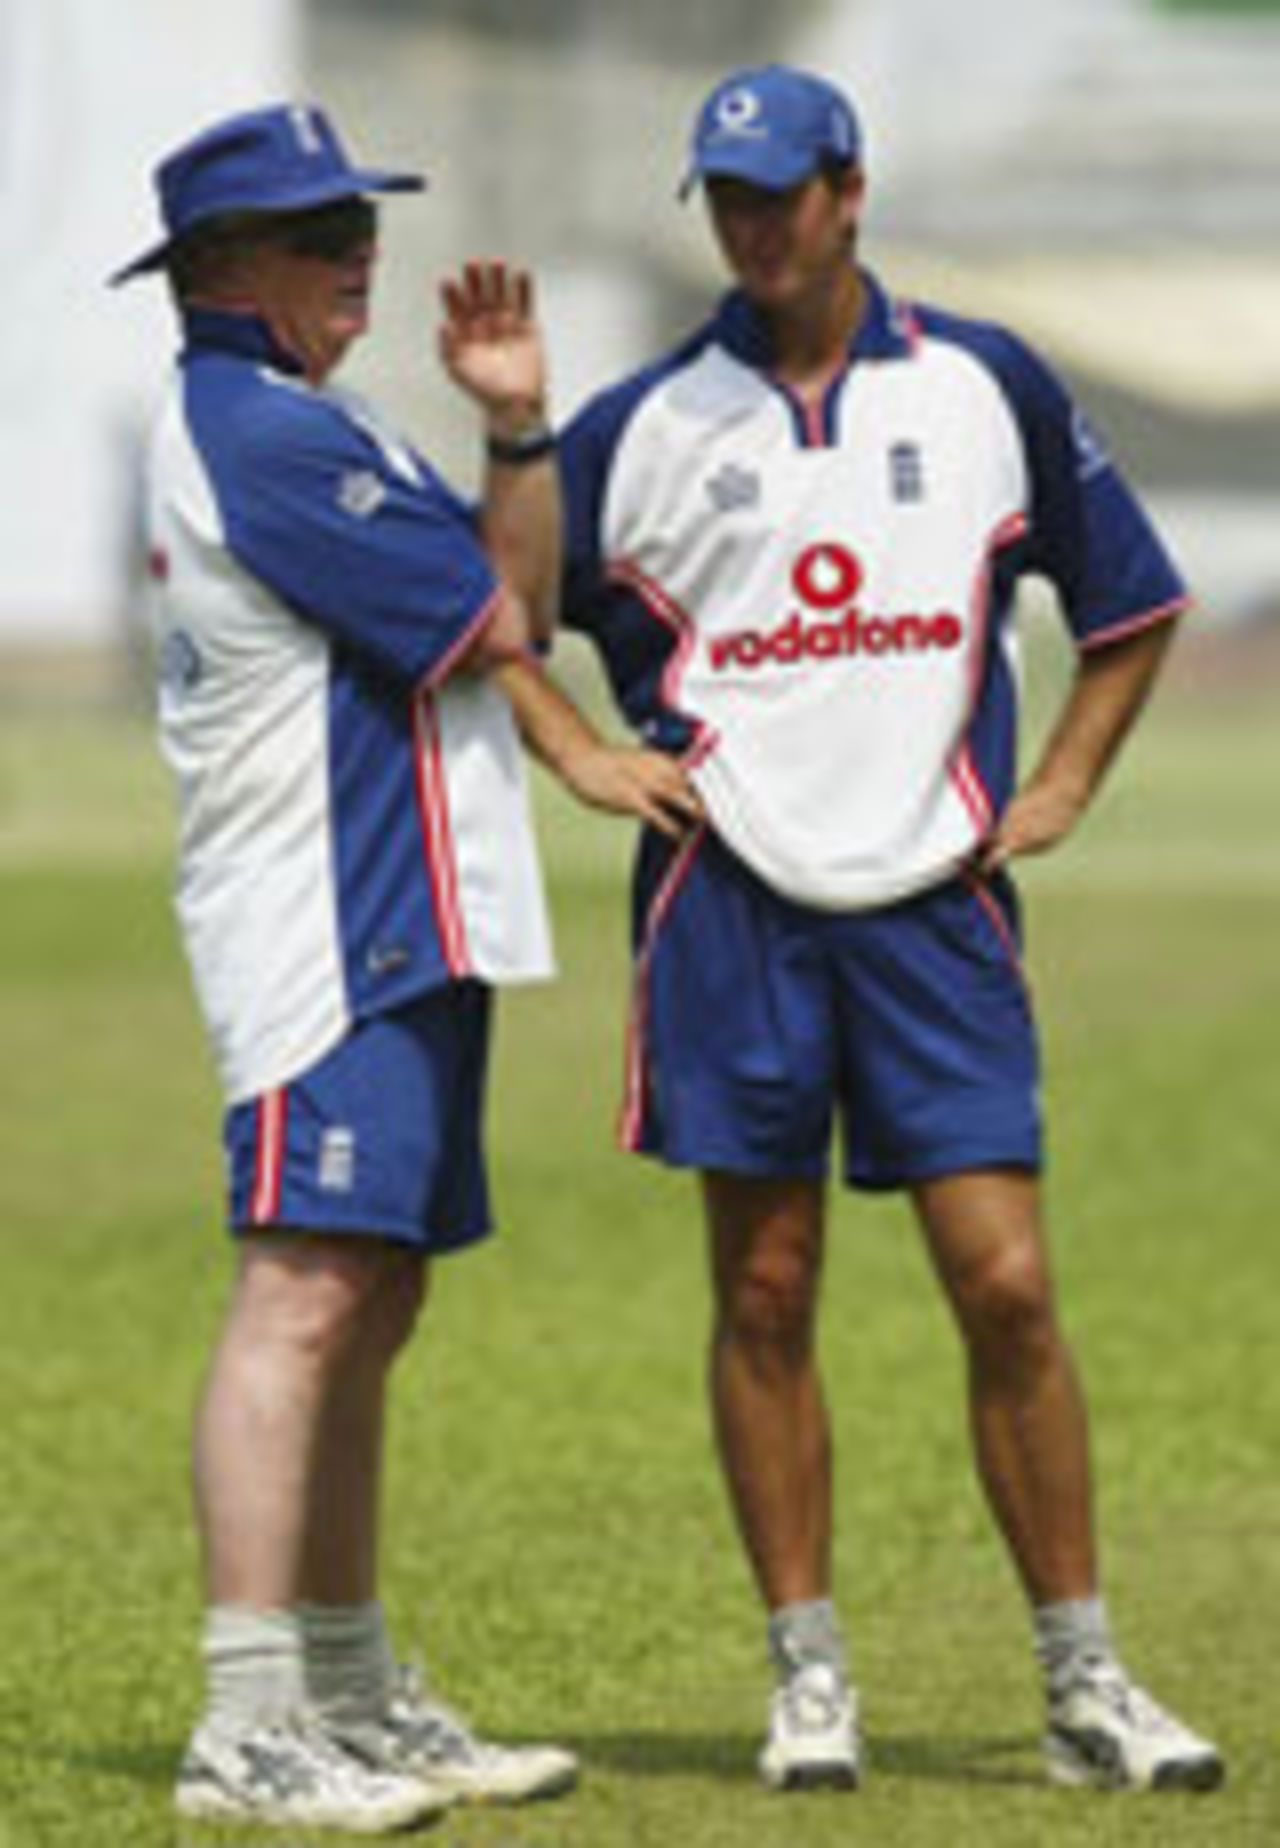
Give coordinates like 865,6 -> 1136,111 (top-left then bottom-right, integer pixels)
560,742 -> 705,839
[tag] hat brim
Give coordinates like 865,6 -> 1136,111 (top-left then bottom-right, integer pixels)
677,143 -> 823,202
108,165 -> 425,286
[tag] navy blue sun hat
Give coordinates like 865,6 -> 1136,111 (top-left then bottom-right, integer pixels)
679,64 -> 862,199
110,102 -> 424,285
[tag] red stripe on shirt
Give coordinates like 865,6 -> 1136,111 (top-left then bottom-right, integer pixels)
947,511 -> 1028,843
1078,596 -> 1190,652
412,688 -> 472,976
605,558 -> 719,758
425,586 -> 505,686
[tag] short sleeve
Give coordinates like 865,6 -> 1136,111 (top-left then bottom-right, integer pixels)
189,371 -> 499,686
986,328 -> 1189,647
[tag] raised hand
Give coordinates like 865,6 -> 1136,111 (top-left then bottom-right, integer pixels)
437,260 -> 548,428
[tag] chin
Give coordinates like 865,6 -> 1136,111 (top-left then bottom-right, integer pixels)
327,318 -> 367,361
744,276 -> 799,312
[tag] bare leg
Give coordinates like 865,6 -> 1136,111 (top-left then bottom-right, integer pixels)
300,1251 -> 428,1605
912,1169 -> 1096,1604
704,1172 -> 831,1610
192,1233 -> 415,1609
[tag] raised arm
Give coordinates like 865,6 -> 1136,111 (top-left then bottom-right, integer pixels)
438,261 -> 559,647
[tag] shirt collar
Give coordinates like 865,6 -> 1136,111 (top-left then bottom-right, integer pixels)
179,306 -> 305,376
713,266 -> 917,371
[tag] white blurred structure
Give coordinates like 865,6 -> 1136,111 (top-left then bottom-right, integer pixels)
814,0 -> 1280,242
0,0 -> 299,644
2,0 -> 1276,646
319,0 -> 1278,630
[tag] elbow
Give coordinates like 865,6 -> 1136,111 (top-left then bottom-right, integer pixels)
446,587 -> 531,676
472,586 -> 533,669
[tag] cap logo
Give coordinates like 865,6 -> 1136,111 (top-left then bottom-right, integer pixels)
290,105 -> 324,156
829,108 -> 855,158
714,87 -> 765,138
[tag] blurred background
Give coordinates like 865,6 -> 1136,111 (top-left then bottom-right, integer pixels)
2,20 -> 1275,1836
0,0 -> 1276,769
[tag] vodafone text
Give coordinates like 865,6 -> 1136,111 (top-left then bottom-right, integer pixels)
706,540 -> 963,673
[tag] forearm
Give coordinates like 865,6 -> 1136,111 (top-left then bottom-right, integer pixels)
493,651 -> 603,775
980,614 -> 1181,871
1027,617 -> 1180,811
478,406 -> 561,649
435,262 -> 561,645
495,653 -> 704,838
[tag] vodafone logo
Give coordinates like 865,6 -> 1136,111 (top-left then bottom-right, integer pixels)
708,541 -> 963,672
791,541 -> 863,609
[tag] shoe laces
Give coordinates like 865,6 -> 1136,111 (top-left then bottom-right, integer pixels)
230,1713 -> 368,1798
774,1662 -> 848,1735
385,1663 -> 493,1767
233,1722 -> 324,1800
1059,1661 -> 1181,1739
298,1710 -> 423,1795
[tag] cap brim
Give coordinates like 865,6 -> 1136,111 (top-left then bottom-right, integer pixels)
108,165 -> 426,287
677,144 -> 820,203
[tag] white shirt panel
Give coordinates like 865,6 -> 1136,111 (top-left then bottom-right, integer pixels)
603,339 -> 1028,908
433,676 -> 554,984
149,392 -> 350,1100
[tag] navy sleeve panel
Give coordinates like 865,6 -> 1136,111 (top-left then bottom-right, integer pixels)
559,325 -> 715,635
917,308 -> 1189,645
187,361 -> 499,687
559,369 -> 664,631
578,577 -> 697,753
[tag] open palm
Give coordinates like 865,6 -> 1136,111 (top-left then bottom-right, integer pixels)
438,261 -> 547,417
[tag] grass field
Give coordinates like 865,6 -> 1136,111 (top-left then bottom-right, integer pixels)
1,638 -> 1278,1845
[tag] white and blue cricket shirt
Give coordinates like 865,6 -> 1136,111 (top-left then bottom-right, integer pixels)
144,309 -> 552,1104
560,269 -> 1188,910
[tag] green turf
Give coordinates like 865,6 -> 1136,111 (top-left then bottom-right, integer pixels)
1155,0 -> 1280,15
1,664 -> 1278,1845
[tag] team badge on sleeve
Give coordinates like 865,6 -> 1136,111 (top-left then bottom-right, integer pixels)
337,468 -> 388,518
1071,408 -> 1111,482
706,462 -> 762,513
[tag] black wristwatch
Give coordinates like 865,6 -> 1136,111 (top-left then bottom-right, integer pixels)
486,426 -> 557,466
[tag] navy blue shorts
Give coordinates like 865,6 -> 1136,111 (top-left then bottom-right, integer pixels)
622,830 -> 1042,1191
224,982 -> 492,1252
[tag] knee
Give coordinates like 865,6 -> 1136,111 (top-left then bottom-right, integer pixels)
956,1242 -> 1059,1371
236,1238 -> 401,1368
720,1252 -> 818,1361
376,1254 -> 429,1359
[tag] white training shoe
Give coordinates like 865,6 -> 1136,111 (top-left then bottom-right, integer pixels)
759,1661 -> 861,1792
1046,1660 -> 1224,1792
175,1710 -> 452,1831
333,1665 -> 578,1805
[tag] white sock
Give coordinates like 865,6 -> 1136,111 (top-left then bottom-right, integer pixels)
299,1600 -> 397,1731
1033,1596 -> 1116,1692
767,1598 -> 850,1682
202,1605 -> 306,1729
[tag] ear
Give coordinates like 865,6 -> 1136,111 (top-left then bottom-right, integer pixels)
837,166 -> 866,235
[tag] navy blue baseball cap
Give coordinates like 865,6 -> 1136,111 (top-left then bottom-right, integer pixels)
110,102 -> 424,285
679,64 -> 862,200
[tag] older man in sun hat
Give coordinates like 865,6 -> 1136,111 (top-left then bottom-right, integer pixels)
114,99 -> 589,1832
